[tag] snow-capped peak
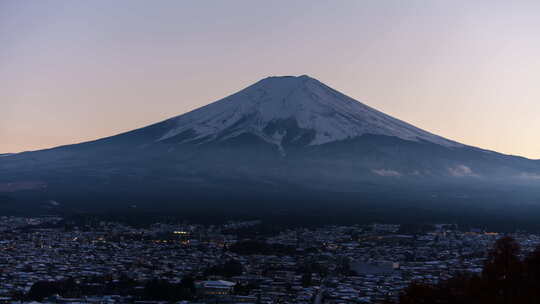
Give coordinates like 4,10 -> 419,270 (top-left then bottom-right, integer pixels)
158,75 -> 461,149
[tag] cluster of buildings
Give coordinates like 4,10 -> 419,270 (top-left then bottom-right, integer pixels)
0,216 -> 62,232
0,217 -> 539,304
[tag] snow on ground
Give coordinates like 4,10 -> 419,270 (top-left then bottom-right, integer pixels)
158,75 -> 463,148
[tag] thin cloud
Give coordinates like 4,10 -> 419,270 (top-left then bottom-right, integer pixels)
372,169 -> 402,177
448,165 -> 478,177
518,172 -> 540,180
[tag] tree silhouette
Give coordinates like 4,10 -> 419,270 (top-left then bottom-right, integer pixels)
204,259 -> 244,277
27,281 -> 61,301
523,245 -> 540,303
482,236 -> 522,303
396,236 -> 540,304
301,272 -> 312,287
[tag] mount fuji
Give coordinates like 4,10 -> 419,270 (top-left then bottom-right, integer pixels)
2,75 -> 540,222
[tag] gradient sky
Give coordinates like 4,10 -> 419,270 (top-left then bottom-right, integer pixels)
2,1 -> 540,159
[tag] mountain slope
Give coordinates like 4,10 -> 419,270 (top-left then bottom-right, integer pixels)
1,75 -> 540,218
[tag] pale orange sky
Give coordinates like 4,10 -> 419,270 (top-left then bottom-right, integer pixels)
1,1 -> 539,159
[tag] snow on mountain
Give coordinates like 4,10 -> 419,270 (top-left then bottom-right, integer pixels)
158,75 -> 462,150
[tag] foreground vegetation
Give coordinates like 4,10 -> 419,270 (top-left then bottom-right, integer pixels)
397,236 -> 540,304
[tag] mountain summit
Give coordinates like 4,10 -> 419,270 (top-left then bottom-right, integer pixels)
158,75 -> 460,152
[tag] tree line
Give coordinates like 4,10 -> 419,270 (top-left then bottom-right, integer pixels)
396,236 -> 540,304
